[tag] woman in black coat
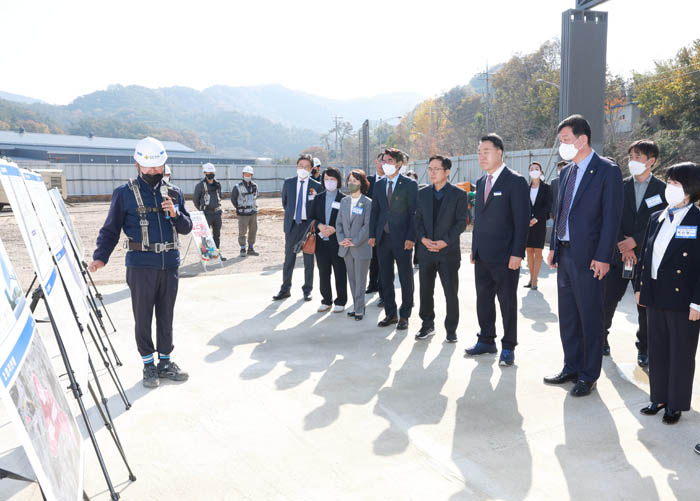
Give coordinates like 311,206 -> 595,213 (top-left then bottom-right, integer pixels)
524,162 -> 552,290
634,162 -> 700,425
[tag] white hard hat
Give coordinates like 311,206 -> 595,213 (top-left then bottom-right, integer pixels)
313,157 -> 321,167
202,162 -> 216,173
242,165 -> 254,175
134,137 -> 167,167
164,164 -> 172,175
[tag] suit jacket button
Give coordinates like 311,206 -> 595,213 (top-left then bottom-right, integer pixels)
683,252 -> 688,257
677,269 -> 682,274
675,288 -> 680,292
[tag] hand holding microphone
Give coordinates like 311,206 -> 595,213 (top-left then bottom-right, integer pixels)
160,183 -> 176,219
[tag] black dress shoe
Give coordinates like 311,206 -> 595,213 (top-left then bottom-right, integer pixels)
378,316 -> 398,327
377,299 -> 385,308
694,443 -> 700,455
347,311 -> 356,318
354,315 -> 363,321
637,351 -> 649,367
397,318 -> 409,330
543,371 -> 578,385
303,294 -> 312,302
365,287 -> 378,294
640,402 -> 666,415
272,291 -> 291,301
603,342 -> 611,356
570,380 -> 596,397
662,409 -> 682,425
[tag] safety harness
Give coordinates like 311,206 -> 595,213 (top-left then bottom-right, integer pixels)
124,179 -> 179,253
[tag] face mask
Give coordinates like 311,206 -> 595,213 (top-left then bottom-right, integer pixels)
529,170 -> 541,180
628,160 -> 647,176
243,176 -> 252,182
665,184 -> 686,207
297,168 -> 310,180
559,142 -> 579,161
347,183 -> 361,193
324,179 -> 337,191
206,173 -> 215,180
141,172 -> 163,187
383,163 -> 397,176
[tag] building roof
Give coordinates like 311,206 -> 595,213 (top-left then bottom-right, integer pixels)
0,130 -> 194,153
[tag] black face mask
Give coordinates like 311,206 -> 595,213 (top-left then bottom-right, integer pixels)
141,173 -> 163,187
206,173 -> 215,180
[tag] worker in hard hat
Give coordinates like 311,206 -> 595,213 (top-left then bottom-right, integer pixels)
193,162 -> 226,260
89,137 -> 192,389
231,165 -> 259,257
163,164 -> 172,184
311,157 -> 322,183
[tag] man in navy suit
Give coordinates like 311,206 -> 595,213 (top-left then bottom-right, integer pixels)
369,148 -> 418,330
466,134 -> 530,366
273,154 -> 322,301
545,114 -> 624,396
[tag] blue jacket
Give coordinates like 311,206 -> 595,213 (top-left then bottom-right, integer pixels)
93,176 -> 192,269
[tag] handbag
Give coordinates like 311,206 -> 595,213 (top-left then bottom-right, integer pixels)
302,221 -> 317,254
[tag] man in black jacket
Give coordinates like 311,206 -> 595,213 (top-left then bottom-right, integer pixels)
603,140 -> 665,365
193,162 -> 225,259
415,155 -> 468,343
467,134 -> 530,366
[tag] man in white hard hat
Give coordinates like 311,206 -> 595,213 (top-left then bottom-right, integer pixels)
231,165 -> 259,257
193,162 -> 226,260
89,137 -> 192,388
163,164 -> 172,184
311,157 -> 322,183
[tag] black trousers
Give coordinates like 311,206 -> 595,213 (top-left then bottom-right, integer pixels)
281,222 -> 314,295
126,267 -> 179,357
647,305 -> 700,411
419,252 -> 460,335
368,246 -> 383,298
603,266 -> 648,352
377,237 -> 414,319
475,259 -> 519,350
204,210 -> 223,249
315,239 -> 347,306
556,246 -> 605,382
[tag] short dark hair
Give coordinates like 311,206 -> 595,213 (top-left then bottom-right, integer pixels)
376,152 -> 384,160
665,162 -> 700,203
322,166 -> 342,188
347,169 -> 369,195
628,139 -> 659,161
480,133 -> 504,152
383,148 -> 404,163
529,161 -> 542,170
429,154 -> 452,170
556,160 -> 568,168
404,170 -> 418,181
557,114 -> 592,145
297,153 -> 313,167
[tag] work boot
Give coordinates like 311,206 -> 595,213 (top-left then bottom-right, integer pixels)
240,247 -> 247,257
157,361 -> 189,382
142,363 -> 159,388
247,246 -> 260,256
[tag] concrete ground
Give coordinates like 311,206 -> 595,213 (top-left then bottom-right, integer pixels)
1,255 -> 700,500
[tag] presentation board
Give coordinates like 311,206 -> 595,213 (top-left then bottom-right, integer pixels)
49,188 -> 85,260
189,210 -> 223,267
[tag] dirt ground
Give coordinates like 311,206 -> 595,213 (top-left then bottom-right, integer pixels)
0,197 -> 473,289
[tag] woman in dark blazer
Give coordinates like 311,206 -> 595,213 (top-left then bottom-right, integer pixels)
312,166 -> 348,313
634,162 -> 700,425
524,162 -> 552,290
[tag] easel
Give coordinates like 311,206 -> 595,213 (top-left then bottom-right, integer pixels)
181,236 -> 224,273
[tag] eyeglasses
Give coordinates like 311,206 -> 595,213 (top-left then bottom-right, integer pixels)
428,167 -> 445,173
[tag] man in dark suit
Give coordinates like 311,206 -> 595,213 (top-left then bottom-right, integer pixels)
369,147 -> 418,330
366,153 -> 385,301
273,154 -> 322,301
545,114 -> 624,396
415,155 -> 468,343
603,140 -> 665,364
467,134 -> 530,366
550,160 -> 567,219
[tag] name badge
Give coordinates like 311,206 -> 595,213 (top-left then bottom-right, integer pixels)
351,206 -> 364,215
645,194 -> 662,208
308,194 -> 315,201
675,226 -> 697,239
493,191 -> 502,196
331,201 -> 341,209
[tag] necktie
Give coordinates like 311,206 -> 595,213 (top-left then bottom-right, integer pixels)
295,181 -> 305,224
556,164 -> 579,239
384,180 -> 393,233
483,174 -> 493,203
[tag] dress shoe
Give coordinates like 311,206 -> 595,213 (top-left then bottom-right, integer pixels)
603,341 -> 611,356
639,402 -> 666,415
377,299 -> 385,308
347,311 -> 356,318
523,282 -> 532,288
415,326 -> 435,340
694,443 -> 700,455
354,315 -> 364,321
570,380 -> 596,397
272,291 -> 291,301
397,318 -> 409,330
464,342 -> 497,356
365,286 -> 378,294
445,333 -> 458,343
378,316 -> 398,327
499,349 -> 515,366
662,409 -> 682,425
637,351 -> 649,367
317,303 -> 331,313
303,294 -> 312,302
543,371 -> 578,385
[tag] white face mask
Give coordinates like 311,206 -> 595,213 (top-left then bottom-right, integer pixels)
665,184 -> 686,207
297,168 -> 310,180
559,142 -> 579,161
243,176 -> 252,182
529,170 -> 541,180
628,160 -> 647,176
324,179 -> 337,192
383,163 -> 397,176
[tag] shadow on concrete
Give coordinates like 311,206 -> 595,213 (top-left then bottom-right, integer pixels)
99,287 -> 130,306
371,340 -> 455,455
519,289 -> 558,333
0,446 -> 36,499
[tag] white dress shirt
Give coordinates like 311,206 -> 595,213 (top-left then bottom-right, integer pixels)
530,186 -> 539,206
488,163 -> 507,185
295,177 -> 309,221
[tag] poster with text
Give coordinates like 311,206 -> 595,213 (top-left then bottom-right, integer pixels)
190,210 -> 222,265
49,188 -> 85,260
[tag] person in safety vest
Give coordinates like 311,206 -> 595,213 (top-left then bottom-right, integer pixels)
193,162 -> 226,260
231,165 -> 259,257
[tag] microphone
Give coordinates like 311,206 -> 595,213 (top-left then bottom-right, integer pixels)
161,182 -> 171,220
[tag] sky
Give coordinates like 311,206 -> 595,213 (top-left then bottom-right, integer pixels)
2,0 -> 698,105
